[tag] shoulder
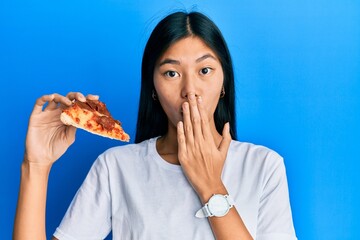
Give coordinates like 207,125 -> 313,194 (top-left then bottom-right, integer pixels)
229,140 -> 283,163
225,140 -> 288,192
226,140 -> 285,177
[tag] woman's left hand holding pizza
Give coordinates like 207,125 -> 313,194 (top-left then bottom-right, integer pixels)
177,93 -> 232,204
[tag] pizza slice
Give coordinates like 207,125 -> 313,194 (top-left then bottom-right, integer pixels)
60,99 -> 130,142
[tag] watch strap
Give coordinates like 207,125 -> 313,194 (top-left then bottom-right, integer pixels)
226,194 -> 235,206
195,204 -> 211,218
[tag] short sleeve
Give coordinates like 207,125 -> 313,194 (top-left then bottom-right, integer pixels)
53,157 -> 112,240
256,152 -> 297,240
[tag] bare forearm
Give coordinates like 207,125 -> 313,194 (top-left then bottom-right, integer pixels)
199,185 -> 253,240
13,160 -> 52,240
208,208 -> 253,240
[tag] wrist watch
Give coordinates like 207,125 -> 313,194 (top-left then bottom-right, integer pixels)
195,194 -> 235,218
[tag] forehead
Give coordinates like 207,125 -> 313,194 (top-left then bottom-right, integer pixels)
158,36 -> 219,62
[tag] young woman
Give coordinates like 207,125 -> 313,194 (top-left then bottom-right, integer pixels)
13,11 -> 297,240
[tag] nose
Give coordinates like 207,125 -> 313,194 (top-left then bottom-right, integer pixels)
181,74 -> 199,99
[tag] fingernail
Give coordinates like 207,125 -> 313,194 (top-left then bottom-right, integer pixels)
197,96 -> 202,103
90,94 -> 99,99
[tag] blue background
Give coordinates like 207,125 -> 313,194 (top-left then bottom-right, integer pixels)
1,0 -> 359,239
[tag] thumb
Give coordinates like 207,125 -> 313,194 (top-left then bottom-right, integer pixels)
218,122 -> 232,153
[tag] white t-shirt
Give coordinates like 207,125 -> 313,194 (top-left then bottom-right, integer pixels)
54,137 -> 297,240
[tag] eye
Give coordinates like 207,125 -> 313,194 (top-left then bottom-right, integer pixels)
164,71 -> 180,78
200,67 -> 212,75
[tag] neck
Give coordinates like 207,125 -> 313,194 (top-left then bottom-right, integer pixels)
156,125 -> 179,164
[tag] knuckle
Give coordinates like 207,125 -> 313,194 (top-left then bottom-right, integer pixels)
201,118 -> 208,125
178,154 -> 188,164
40,95 -> 48,101
192,116 -> 200,124
185,125 -> 192,133
66,91 -> 75,97
76,92 -> 84,97
178,135 -> 185,144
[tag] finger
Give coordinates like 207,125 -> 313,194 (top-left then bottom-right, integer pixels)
86,94 -> 100,101
32,93 -> 72,114
187,93 -> 203,140
182,101 -> 194,145
43,100 -> 59,111
66,92 -> 86,102
50,93 -> 73,110
218,122 -> 232,154
196,96 -> 213,141
32,94 -> 55,114
43,93 -> 66,111
177,121 -> 187,156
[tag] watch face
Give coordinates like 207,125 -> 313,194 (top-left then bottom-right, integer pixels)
208,194 -> 230,217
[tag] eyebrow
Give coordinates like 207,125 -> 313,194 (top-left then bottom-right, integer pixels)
195,54 -> 217,63
158,54 -> 217,67
159,59 -> 180,66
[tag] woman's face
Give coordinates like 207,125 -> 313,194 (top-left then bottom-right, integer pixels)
153,36 -> 224,129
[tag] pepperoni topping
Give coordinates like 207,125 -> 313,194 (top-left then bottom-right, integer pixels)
76,99 -> 111,116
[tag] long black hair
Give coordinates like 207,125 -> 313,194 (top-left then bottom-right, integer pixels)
135,11 -> 236,143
